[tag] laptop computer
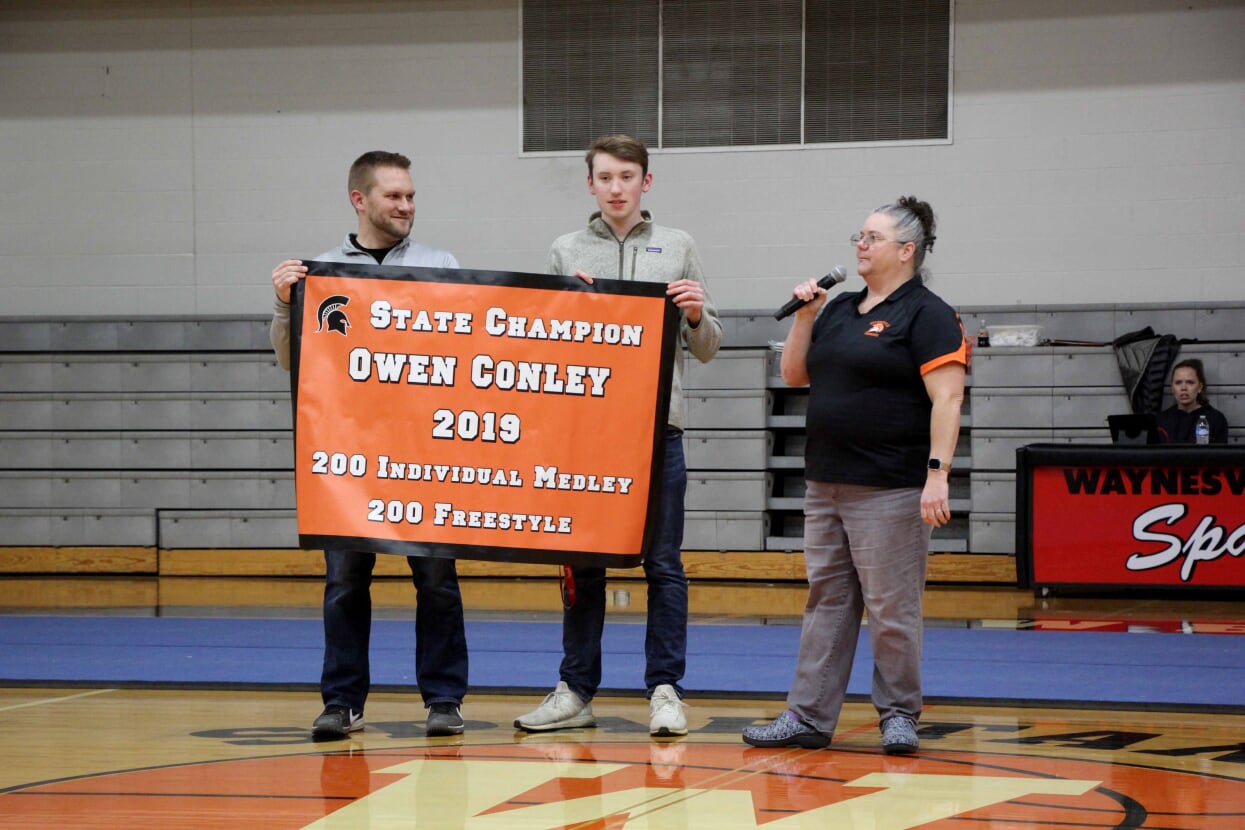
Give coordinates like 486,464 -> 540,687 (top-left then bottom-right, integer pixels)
1107,413 -> 1160,445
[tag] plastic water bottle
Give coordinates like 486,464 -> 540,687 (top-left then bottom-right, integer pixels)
1195,414 -> 1210,445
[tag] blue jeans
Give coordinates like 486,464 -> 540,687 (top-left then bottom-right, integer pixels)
559,428 -> 688,701
320,549 -> 468,712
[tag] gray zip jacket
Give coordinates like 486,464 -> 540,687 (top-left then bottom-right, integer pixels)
269,234 -> 459,370
547,211 -> 722,430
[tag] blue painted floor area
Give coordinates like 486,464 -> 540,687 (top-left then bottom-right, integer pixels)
1,615 -> 1241,707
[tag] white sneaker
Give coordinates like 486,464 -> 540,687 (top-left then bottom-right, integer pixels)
514,681 -> 596,732
649,684 -> 687,736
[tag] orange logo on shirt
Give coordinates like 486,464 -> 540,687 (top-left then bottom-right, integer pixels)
865,320 -> 890,337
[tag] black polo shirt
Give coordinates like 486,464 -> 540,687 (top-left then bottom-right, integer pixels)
804,277 -> 965,488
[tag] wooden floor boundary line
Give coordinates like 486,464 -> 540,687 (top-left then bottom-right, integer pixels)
0,687 -> 117,712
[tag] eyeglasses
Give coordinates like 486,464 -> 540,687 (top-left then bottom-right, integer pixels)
850,232 -> 907,249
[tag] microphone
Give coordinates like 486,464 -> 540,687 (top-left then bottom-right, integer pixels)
772,266 -> 848,320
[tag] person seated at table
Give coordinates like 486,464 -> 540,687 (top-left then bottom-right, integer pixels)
1155,358 -> 1229,444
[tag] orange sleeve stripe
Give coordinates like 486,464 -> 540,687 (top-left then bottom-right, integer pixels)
920,341 -> 968,375
920,316 -> 969,375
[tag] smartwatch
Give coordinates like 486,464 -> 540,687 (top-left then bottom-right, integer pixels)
927,458 -> 950,472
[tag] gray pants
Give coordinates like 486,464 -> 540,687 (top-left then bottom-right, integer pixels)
788,481 -> 931,737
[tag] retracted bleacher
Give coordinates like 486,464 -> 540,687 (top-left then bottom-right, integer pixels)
2,303 -> 1240,586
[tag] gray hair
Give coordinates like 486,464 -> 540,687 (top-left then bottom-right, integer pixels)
876,196 -> 937,278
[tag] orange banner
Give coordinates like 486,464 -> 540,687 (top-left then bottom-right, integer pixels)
290,263 -> 678,567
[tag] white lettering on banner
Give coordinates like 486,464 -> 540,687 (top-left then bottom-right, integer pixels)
370,300 -> 473,334
342,349 -> 615,396
310,451 -> 368,477
531,466 -> 633,494
348,347 -> 457,385
432,502 -> 572,534
431,409 -> 522,443
1127,503 -> 1245,581
484,306 -> 643,346
470,355 -> 611,396
376,457 -> 524,487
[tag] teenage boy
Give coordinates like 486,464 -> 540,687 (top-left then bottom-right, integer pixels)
514,135 -> 722,736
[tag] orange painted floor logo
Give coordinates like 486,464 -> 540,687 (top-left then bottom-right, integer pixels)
4,739 -> 1243,828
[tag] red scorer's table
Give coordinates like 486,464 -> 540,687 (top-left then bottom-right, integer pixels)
1015,444 -> 1245,594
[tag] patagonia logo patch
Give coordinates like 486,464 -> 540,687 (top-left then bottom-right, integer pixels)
646,246 -> 663,253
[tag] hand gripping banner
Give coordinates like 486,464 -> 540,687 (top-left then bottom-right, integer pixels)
289,262 -> 679,568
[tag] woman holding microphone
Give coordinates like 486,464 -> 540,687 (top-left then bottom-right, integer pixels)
743,196 -> 966,755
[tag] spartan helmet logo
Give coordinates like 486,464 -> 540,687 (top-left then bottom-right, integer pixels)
316,294 -> 352,336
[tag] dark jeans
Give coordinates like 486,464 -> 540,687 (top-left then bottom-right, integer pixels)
320,550 -> 468,712
559,428 -> 688,701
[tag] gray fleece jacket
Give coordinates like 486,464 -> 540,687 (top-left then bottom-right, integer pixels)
547,211 -> 722,430
269,234 -> 459,370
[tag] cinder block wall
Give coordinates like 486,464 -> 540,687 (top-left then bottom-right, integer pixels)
1,0 -> 1242,317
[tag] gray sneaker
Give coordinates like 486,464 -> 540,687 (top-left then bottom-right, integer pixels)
312,704 -> 363,741
426,702 -> 464,736
881,715 -> 919,755
514,681 -> 596,732
742,710 -> 829,749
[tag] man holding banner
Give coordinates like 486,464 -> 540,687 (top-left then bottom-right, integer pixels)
514,134 -> 722,737
269,151 -> 470,740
